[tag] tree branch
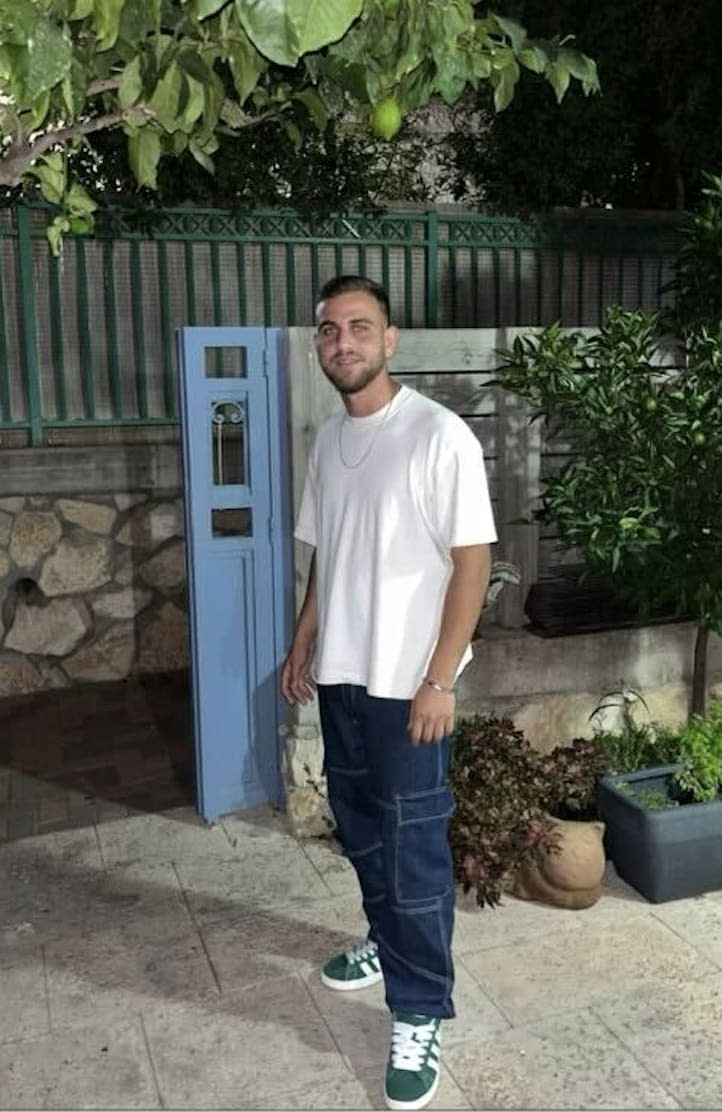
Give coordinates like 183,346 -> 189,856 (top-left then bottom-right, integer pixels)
87,76 -> 123,97
216,103 -> 293,138
0,111 -> 127,188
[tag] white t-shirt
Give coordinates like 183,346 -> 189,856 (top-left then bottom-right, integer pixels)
295,385 -> 498,699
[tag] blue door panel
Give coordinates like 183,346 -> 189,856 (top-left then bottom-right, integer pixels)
177,326 -> 289,822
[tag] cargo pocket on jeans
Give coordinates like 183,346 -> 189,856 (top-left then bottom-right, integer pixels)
393,785 -> 455,905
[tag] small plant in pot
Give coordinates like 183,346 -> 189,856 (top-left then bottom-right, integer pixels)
449,715 -> 607,909
597,699 -> 722,902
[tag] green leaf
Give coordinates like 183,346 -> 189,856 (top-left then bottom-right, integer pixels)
95,0 -> 128,51
194,0 -> 231,16
228,35 -> 264,105
189,138 -> 216,174
435,58 -> 468,105
9,14 -> 73,106
27,152 -> 66,205
68,0 -> 95,18
119,0 -> 158,44
282,117 -> 303,152
235,0 -> 363,67
518,46 -> 544,74
65,182 -> 97,218
128,126 -> 162,188
323,57 -> 369,102
219,98 -> 248,127
472,53 -> 492,80
148,62 -> 184,131
118,55 -> 144,108
293,88 -> 328,131
490,12 -> 527,53
547,61 -> 571,103
47,215 -> 70,258
557,47 -> 599,89
0,0 -> 37,44
25,91 -> 50,131
492,60 -> 519,112
441,3 -> 470,40
177,49 -> 211,86
169,131 -> 189,155
177,74 -> 206,131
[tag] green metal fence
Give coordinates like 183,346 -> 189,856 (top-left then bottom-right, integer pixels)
0,202 -> 684,446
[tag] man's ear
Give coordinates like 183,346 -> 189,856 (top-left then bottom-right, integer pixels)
384,324 -> 400,359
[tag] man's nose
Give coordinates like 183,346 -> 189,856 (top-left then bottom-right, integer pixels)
335,328 -> 354,350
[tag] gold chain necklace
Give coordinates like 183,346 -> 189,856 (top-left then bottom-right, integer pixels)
338,388 -> 401,469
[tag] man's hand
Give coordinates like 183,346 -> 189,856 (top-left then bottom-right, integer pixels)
280,638 -> 316,706
408,684 -> 455,745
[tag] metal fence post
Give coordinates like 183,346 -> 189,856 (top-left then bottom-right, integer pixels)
15,204 -> 44,446
425,211 -> 439,327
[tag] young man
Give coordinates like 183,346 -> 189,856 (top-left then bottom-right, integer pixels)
281,275 -> 496,1111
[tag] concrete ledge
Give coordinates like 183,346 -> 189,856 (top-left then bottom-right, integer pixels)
462,622 -> 722,701
458,622 -> 722,752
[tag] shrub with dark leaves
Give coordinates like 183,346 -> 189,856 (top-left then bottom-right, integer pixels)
449,716 -> 607,908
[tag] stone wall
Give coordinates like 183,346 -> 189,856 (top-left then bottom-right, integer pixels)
0,444 -> 188,697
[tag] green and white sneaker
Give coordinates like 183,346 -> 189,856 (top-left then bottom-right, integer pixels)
384,1013 -> 441,1111
321,939 -> 383,991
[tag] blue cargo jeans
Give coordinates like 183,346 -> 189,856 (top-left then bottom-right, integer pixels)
317,683 -> 456,1019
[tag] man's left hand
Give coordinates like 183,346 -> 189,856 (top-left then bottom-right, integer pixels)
408,684 -> 455,745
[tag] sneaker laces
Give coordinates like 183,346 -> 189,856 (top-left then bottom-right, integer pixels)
346,939 -> 379,966
390,1016 -> 438,1072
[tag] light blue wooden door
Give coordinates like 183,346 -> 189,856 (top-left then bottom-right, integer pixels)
177,327 -> 291,822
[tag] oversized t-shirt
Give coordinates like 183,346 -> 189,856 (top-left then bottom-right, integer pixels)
295,385 -> 497,699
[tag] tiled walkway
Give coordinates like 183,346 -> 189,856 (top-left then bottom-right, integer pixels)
0,672 -> 194,843
3,803 -> 722,1109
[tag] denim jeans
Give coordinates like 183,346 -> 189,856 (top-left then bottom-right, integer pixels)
318,683 -> 456,1019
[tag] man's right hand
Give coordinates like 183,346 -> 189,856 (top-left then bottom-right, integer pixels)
280,638 -> 317,706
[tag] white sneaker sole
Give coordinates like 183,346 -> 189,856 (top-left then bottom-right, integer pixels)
321,968 -> 384,991
384,1069 -> 440,1111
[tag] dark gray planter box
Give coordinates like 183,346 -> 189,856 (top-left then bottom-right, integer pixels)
597,764 -> 722,903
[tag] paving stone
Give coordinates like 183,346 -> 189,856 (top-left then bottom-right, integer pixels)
198,892 -> 366,991
0,1017 -> 159,1109
177,833 -> 332,923
96,809 -> 236,866
651,894 -> 722,968
44,916 -> 218,1029
595,971 -> 722,1109
249,1075 -> 375,1109
461,913 -> 715,1024
444,1007 -> 679,1110
142,975 -> 349,1109
0,937 -> 49,1044
0,835 -> 186,944
453,887 -> 585,956
299,834 -> 361,896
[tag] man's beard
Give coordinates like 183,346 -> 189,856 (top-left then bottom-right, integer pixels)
321,356 -> 385,395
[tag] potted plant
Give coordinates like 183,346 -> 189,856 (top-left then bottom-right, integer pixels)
596,699 -> 722,902
449,714 -> 606,908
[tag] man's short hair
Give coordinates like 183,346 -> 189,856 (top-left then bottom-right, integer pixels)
316,275 -> 391,325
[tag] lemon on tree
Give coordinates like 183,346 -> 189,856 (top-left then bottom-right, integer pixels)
370,96 -> 403,140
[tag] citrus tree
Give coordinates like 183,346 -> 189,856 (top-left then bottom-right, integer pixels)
495,304 -> 722,718
0,0 -> 598,249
